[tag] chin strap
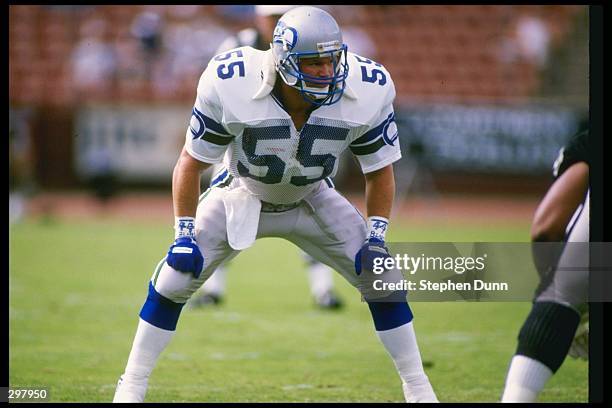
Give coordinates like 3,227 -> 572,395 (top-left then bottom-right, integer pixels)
302,81 -> 357,102
252,49 -> 277,100
302,84 -> 330,100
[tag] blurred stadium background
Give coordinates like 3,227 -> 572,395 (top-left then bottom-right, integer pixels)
9,5 -> 588,207
9,5 -> 590,402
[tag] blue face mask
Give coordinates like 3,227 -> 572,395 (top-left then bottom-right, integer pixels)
273,33 -> 349,106
287,47 -> 349,106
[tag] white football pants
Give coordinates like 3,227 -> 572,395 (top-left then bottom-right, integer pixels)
150,180 -> 391,303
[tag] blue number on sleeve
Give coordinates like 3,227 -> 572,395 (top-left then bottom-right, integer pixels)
355,55 -> 386,86
217,61 -> 245,79
360,66 -> 386,86
290,125 -> 349,186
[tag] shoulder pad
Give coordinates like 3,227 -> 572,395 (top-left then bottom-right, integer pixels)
317,52 -> 395,126
346,52 -> 395,102
201,47 -> 274,125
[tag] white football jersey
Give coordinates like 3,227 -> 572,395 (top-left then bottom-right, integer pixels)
185,47 -> 401,204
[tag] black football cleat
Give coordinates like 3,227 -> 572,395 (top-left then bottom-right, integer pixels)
314,290 -> 344,310
188,292 -> 224,309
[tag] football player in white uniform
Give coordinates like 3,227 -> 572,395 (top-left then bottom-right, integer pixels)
113,6 -> 437,402
191,5 -> 345,310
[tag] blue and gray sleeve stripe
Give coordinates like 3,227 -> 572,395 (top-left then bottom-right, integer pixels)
193,107 -> 234,146
194,107 -> 229,135
349,113 -> 393,156
350,139 -> 386,156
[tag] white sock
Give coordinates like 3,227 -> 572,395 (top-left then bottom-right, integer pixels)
376,322 -> 438,402
501,355 -> 553,402
307,262 -> 334,298
122,318 -> 175,381
114,319 -> 175,402
202,266 -> 227,295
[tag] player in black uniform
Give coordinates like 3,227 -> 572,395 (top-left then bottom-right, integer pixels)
501,129 -> 589,402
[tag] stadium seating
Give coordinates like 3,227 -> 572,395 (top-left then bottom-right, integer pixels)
9,5 -> 585,107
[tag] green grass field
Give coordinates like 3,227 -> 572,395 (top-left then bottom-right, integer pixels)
9,217 -> 588,402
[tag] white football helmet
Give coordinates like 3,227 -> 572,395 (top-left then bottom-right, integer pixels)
271,6 -> 349,106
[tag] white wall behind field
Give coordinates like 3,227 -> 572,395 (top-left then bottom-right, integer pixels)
74,105 -> 189,182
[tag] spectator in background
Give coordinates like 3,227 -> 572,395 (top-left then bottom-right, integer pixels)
111,12 -> 162,100
162,13 -> 231,96
126,6 -> 233,99
515,13 -> 551,68
497,10 -> 551,69
71,17 -> 117,97
82,144 -> 119,213
112,29 -> 142,97
214,4 -> 255,24
214,5 -> 287,52
130,10 -> 164,81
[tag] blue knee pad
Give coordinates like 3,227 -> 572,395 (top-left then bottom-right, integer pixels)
139,282 -> 185,331
367,291 -> 413,331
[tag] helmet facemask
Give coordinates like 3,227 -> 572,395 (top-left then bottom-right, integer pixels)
271,18 -> 349,107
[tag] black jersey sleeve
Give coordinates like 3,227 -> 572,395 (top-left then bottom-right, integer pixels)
552,129 -> 588,179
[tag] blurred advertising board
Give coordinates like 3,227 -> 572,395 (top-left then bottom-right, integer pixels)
74,105 -> 188,182
73,103 -> 583,183
396,104 -> 583,174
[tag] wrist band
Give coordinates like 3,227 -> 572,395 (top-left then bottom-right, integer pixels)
367,216 -> 389,241
175,216 -> 196,239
